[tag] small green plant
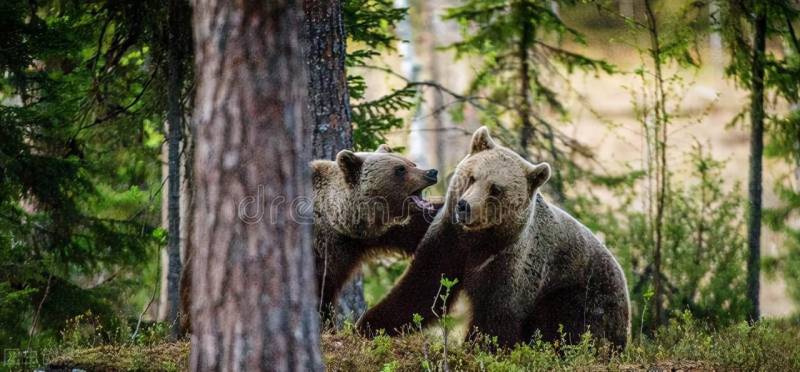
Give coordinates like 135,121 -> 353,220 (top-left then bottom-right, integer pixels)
380,360 -> 399,372
639,286 -> 654,342
60,311 -> 104,349
134,321 -> 170,346
412,312 -> 434,371
341,319 -> 356,337
370,330 -> 392,360
432,276 -> 459,372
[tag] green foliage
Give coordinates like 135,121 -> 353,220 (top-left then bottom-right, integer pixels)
364,259 -> 409,306
572,145 -> 749,332
436,276 -> 458,333
443,0 -> 615,199
0,0 -> 176,349
720,0 -> 800,310
371,331 -> 393,359
343,0 -> 416,150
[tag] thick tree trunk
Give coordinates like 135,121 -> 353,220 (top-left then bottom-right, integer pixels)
190,0 -> 322,370
303,0 -> 365,326
304,0 -> 352,159
747,6 -> 767,323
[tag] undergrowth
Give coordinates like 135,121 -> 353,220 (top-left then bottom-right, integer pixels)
25,311 -> 800,371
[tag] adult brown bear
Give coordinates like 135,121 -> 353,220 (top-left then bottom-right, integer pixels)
310,145 -> 440,324
358,128 -> 630,349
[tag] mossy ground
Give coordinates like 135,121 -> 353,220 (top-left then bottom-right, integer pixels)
40,315 -> 800,371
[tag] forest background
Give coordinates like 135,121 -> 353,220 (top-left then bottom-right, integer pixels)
1,0 -> 799,369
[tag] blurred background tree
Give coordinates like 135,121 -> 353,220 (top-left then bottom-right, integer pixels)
0,0 -> 168,349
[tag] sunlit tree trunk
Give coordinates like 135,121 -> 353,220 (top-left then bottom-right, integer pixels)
708,0 -> 723,65
398,0 -> 432,169
190,0 -> 323,369
425,3 -> 446,177
619,0 -> 634,19
303,0 -> 366,326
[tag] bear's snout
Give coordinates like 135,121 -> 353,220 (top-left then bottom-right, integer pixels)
424,169 -> 438,183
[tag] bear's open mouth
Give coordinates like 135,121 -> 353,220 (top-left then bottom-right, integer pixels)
409,189 -> 434,211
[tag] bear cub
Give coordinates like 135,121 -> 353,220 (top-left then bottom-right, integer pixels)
311,144 -> 440,324
358,128 -> 630,349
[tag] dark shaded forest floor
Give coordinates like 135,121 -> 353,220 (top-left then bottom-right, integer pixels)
39,315 -> 800,371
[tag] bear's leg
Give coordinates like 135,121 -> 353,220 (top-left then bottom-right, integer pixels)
588,288 -> 629,350
581,257 -> 630,350
524,285 -> 588,345
467,307 -> 524,349
357,221 -> 465,337
526,283 -> 629,350
316,243 -> 361,328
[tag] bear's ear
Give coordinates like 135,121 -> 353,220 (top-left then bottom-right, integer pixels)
336,150 -> 364,185
470,126 -> 496,154
526,162 -> 551,194
375,144 -> 393,153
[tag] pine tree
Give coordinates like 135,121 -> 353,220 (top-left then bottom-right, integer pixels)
303,0 -> 366,326
443,0 -> 614,202
189,0 -> 322,369
0,0 -> 168,348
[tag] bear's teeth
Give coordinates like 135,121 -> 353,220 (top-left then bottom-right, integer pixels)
410,195 -> 432,210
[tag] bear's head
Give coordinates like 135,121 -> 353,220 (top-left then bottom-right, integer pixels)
447,127 -> 550,234
311,145 -> 438,239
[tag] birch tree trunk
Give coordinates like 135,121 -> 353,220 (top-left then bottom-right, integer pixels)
397,0 -> 432,169
190,0 -> 323,369
303,0 -> 365,326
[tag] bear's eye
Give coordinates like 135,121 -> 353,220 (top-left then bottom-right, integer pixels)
490,183 -> 503,196
468,176 -> 476,185
394,165 -> 406,177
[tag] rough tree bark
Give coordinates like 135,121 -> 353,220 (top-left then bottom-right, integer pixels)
303,0 -> 366,326
747,5 -> 767,323
190,0 -> 323,369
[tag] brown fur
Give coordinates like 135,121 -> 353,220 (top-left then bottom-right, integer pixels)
180,145 -> 440,333
358,127 -> 630,350
312,145 -> 441,323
